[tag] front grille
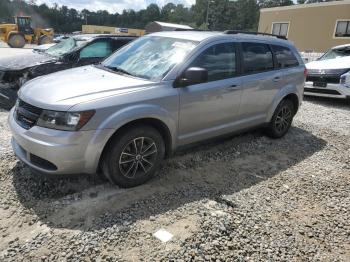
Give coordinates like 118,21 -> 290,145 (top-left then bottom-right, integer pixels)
18,99 -> 42,115
15,99 -> 42,129
306,74 -> 340,84
304,88 -> 341,95
306,69 -> 349,84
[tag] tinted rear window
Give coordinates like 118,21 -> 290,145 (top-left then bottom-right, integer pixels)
272,45 -> 299,68
242,42 -> 274,74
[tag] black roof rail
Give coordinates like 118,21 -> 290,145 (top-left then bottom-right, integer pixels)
223,30 -> 287,40
173,28 -> 206,31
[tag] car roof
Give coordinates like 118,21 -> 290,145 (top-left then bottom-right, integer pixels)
72,34 -> 137,41
149,31 -> 294,46
332,43 -> 350,50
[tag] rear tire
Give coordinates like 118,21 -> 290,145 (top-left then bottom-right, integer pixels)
8,34 -> 25,48
266,99 -> 295,138
102,125 -> 165,188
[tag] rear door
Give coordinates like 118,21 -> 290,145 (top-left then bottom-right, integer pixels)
238,42 -> 280,122
271,44 -> 303,93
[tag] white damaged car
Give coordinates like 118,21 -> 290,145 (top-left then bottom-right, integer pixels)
305,44 -> 350,99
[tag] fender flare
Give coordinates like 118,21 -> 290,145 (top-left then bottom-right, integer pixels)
84,104 -> 177,172
266,85 -> 301,122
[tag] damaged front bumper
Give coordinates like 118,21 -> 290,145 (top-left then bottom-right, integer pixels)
0,70 -> 29,110
0,69 -> 29,89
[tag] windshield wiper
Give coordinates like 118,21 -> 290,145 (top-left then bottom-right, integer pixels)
104,65 -> 134,76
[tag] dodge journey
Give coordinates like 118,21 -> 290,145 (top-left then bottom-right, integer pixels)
9,31 -> 306,187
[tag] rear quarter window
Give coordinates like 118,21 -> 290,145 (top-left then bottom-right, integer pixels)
242,42 -> 274,74
271,45 -> 299,68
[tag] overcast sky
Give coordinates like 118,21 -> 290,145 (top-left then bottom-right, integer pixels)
35,0 -> 300,13
35,0 -> 196,13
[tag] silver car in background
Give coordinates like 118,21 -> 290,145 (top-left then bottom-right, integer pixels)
9,31 -> 306,187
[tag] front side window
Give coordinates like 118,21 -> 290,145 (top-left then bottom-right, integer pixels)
242,42 -> 274,74
103,36 -> 198,80
271,45 -> 299,68
335,20 -> 350,37
188,42 -> 236,82
80,41 -> 112,58
272,22 -> 289,37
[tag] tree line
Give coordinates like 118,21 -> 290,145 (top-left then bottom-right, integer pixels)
0,0 -> 341,33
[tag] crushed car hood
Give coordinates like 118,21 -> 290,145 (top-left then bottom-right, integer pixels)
0,52 -> 57,71
306,56 -> 350,70
19,65 -> 155,111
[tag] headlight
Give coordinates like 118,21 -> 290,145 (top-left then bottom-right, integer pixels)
37,110 -> 95,131
340,71 -> 350,88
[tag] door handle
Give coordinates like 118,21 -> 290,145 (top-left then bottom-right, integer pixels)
225,85 -> 239,92
273,77 -> 281,82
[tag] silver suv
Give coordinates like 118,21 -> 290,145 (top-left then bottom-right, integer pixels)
9,31 -> 306,187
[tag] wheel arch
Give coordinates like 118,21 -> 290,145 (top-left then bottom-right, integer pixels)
266,88 -> 301,122
283,93 -> 299,115
96,117 -> 173,173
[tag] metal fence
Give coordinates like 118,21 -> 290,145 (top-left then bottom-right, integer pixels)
300,52 -> 324,63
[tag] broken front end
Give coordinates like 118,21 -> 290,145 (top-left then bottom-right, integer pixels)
0,68 -> 30,110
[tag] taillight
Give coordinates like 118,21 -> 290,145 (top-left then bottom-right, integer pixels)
304,68 -> 308,77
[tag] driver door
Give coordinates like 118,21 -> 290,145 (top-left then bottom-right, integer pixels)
177,41 -> 243,145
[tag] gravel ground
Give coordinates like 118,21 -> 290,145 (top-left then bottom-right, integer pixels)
0,97 -> 349,261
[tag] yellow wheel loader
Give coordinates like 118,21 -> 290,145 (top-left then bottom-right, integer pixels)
0,16 -> 54,48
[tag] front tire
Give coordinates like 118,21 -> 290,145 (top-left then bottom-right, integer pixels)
8,34 -> 25,48
266,99 -> 295,138
103,125 -> 165,188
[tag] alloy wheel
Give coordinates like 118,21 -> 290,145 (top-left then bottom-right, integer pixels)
119,137 -> 158,179
275,106 -> 292,133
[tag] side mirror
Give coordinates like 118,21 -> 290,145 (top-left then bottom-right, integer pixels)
176,67 -> 208,87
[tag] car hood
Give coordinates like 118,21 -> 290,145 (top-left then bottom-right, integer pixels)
0,52 -> 57,71
19,65 -> 156,111
306,56 -> 350,70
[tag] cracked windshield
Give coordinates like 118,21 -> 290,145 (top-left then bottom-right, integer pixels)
103,36 -> 198,80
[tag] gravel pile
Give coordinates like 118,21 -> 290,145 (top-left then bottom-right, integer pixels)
0,97 -> 349,261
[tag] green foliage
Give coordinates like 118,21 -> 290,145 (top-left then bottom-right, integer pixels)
297,0 -> 341,3
258,0 -> 294,8
0,0 -> 340,33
